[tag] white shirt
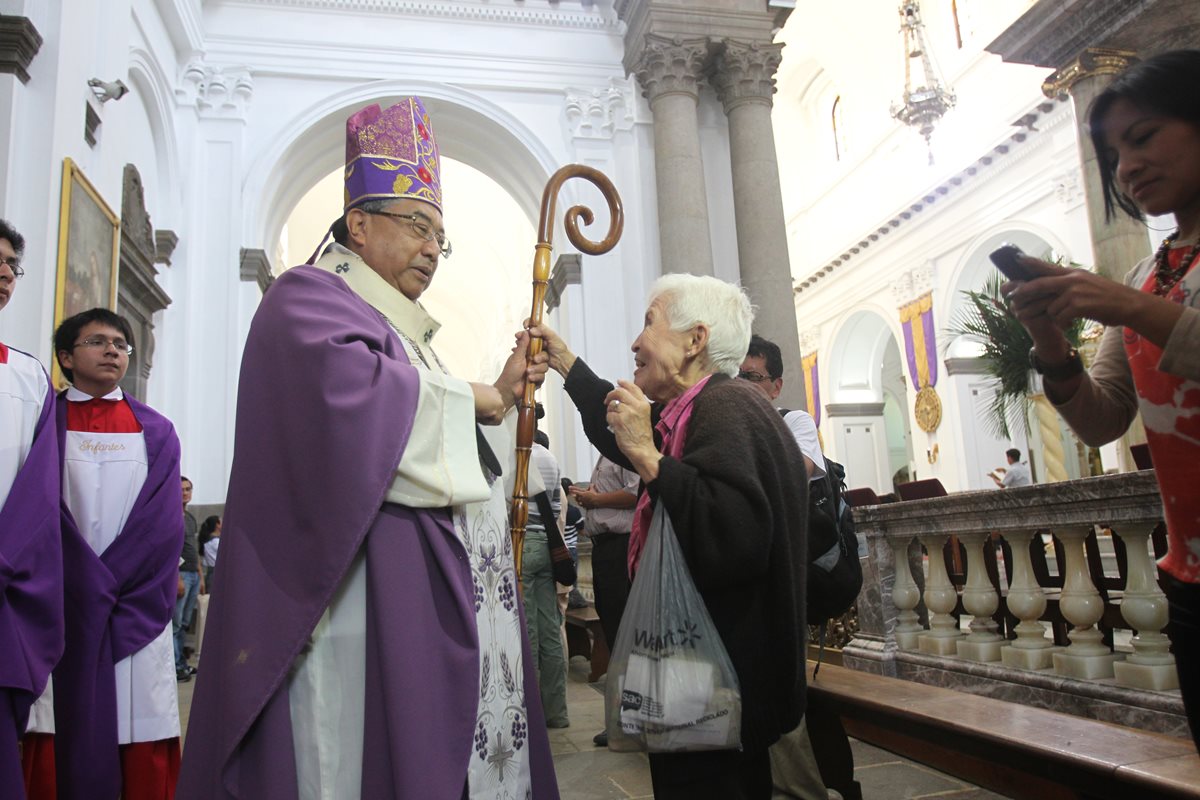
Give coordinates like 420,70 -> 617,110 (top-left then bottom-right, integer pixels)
1001,460 -> 1032,488
782,408 -> 826,482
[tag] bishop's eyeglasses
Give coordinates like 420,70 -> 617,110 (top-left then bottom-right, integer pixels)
367,211 -> 453,258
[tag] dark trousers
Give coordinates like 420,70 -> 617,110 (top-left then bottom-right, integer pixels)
1165,574 -> 1200,753
590,532 -> 631,652
649,747 -> 772,800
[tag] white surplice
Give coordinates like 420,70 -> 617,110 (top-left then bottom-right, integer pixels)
0,346 -> 56,734
62,387 -> 180,744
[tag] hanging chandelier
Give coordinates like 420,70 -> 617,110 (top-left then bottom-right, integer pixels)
890,0 -> 956,163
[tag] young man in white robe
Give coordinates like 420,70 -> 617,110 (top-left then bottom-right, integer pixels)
0,219 -> 63,800
48,308 -> 184,800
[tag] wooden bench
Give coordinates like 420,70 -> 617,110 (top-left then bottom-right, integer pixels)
564,604 -> 609,682
809,663 -> 1200,799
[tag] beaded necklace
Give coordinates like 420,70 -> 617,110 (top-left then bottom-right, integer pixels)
1153,230 -> 1200,296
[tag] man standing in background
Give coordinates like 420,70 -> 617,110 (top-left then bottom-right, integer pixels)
174,476 -> 203,681
741,334 -> 843,800
569,454 -> 638,748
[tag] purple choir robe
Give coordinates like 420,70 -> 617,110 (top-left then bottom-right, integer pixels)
53,393 -> 183,800
0,353 -> 62,798
177,266 -> 558,799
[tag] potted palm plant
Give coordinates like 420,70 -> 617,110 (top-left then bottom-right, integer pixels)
946,269 -> 1093,481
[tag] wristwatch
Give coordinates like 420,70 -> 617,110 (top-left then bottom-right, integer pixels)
1029,346 -> 1084,381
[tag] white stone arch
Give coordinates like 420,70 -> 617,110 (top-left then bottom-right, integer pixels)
945,221 -> 1071,321
940,222 -> 1065,489
824,305 -> 913,493
826,305 -> 905,404
242,81 -> 561,257
126,48 -> 182,218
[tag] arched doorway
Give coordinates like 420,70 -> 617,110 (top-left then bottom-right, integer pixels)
246,86 -> 604,473
944,227 -> 1076,488
827,309 -> 915,494
282,158 -> 535,383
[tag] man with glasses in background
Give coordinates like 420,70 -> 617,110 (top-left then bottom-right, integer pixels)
179,98 -> 559,800
44,308 -> 184,800
740,335 -> 846,800
0,220 -> 64,799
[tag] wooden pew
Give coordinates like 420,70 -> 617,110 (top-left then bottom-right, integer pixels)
809,663 -> 1200,800
564,604 -> 609,682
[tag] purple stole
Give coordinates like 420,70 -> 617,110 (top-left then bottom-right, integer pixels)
52,392 -> 183,800
177,266 -> 559,799
0,357 -> 62,798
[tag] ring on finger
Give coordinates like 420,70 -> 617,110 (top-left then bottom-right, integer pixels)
609,399 -> 620,410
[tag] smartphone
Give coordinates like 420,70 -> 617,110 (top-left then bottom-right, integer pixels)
989,244 -> 1034,282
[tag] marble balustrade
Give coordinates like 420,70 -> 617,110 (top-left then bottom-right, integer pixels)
842,471 -> 1190,738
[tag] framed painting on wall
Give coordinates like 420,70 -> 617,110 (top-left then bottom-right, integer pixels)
53,157 -> 121,387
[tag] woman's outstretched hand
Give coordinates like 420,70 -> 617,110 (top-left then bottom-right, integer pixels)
524,320 -> 577,378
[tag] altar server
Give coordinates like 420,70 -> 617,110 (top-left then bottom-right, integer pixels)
0,219 -> 63,800
51,308 -> 184,800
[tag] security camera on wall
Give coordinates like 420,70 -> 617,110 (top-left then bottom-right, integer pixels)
87,78 -> 129,103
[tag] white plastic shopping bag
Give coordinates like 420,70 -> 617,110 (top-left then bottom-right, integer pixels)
605,502 -> 741,752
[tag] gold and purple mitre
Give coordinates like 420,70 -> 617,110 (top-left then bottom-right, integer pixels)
343,97 -> 442,212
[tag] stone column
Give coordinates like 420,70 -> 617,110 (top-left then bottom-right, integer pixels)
631,34 -> 714,277
1043,49 -> 1149,284
712,39 -> 803,408
1043,49 -> 1150,466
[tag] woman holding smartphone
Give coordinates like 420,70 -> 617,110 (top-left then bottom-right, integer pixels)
1006,49 -> 1200,752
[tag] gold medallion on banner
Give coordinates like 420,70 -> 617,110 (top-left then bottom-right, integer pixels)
914,385 -> 942,433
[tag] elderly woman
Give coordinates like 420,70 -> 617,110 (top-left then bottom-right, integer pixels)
532,273 -> 808,799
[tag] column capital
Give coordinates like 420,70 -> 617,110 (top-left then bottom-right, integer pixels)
177,58 -> 255,119
630,33 -> 711,104
712,39 -> 784,112
1042,47 -> 1138,99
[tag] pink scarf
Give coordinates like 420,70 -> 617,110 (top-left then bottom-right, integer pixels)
627,375 -> 712,577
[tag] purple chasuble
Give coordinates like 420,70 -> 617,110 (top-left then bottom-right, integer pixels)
52,392 -> 183,800
0,356 -> 62,798
177,266 -> 558,799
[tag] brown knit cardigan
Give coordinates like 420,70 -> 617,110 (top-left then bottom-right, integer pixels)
564,360 -> 809,753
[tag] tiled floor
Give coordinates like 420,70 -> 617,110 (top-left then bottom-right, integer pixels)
177,656 -> 1011,799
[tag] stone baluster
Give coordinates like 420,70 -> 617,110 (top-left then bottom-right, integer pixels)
1052,526 -> 1119,678
1000,529 -> 1057,670
955,532 -> 1006,662
1111,523 -> 1178,691
917,533 -> 963,656
891,536 -> 923,650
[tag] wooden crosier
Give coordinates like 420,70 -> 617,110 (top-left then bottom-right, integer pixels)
510,165 -> 623,578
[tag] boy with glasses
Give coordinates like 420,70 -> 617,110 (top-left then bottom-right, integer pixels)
0,218 -> 63,799
45,308 -> 184,800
